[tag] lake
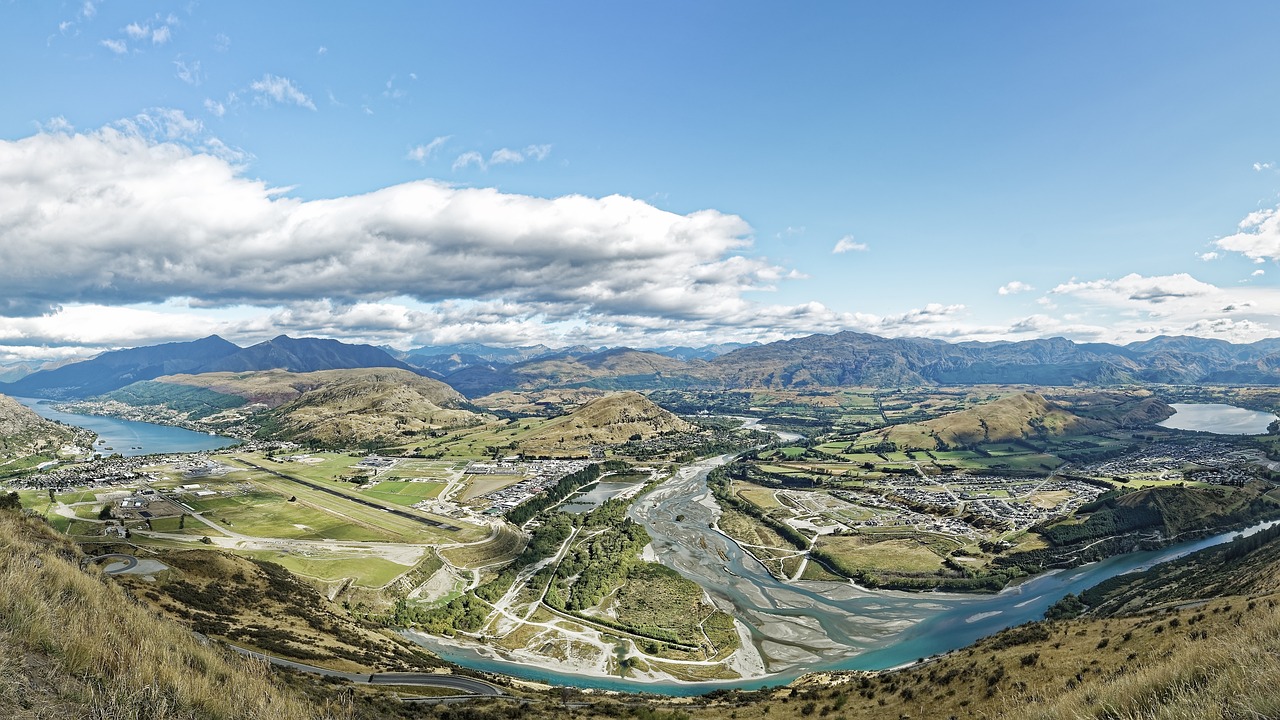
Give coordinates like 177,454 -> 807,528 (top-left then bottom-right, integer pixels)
1157,403 -> 1278,435
14,397 -> 237,457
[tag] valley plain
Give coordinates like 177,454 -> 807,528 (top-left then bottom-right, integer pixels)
5,333 -> 1280,718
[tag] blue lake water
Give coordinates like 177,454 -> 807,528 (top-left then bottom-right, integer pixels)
1157,403 -> 1278,435
14,397 -> 237,457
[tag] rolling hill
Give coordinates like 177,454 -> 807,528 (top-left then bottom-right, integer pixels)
113,368 -> 483,444
868,390 -> 1174,450
517,391 -> 696,455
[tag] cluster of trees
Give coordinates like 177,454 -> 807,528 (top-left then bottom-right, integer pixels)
552,518 -> 650,611
1039,504 -> 1163,546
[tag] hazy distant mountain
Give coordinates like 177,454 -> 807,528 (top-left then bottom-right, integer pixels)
197,335 -> 413,375
643,342 -> 760,361
443,347 -> 705,398
0,335 -> 242,399
15,331 -> 1280,402
403,343 -> 556,363
706,332 -> 1280,388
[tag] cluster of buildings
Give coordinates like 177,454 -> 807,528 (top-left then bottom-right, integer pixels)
472,459 -> 592,514
1080,440 -> 1259,486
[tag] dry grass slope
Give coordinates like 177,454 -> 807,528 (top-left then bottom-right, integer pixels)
518,391 -> 695,454
0,510 -> 348,720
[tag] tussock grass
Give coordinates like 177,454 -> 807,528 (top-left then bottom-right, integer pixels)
0,510 -> 347,719
1022,603 -> 1280,720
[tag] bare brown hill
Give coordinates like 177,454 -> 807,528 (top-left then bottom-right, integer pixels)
518,391 -> 696,455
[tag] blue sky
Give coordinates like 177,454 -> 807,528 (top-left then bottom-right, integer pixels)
3,1 -> 1280,362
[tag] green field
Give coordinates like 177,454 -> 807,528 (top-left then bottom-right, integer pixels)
236,550 -> 412,588
358,480 -> 445,506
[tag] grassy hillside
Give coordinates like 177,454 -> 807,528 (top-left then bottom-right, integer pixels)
126,368 -> 484,444
869,391 -> 1171,451
518,391 -> 696,455
0,508 -> 345,719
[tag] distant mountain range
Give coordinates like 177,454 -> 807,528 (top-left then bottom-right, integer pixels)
11,330 -> 1280,402
0,335 -> 411,399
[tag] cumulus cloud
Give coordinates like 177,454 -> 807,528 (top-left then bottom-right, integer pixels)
250,74 -> 315,110
204,98 -> 225,117
0,126 -> 829,348
1053,273 -> 1215,303
1216,205 -> 1280,262
101,38 -> 127,54
997,281 -> 1034,295
1255,161 -> 1275,172
832,236 -> 868,253
1197,251 -> 1220,261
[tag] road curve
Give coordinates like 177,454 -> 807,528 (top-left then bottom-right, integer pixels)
228,644 -> 504,696
83,553 -> 139,574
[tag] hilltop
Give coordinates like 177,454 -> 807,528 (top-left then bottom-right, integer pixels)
517,391 -> 696,455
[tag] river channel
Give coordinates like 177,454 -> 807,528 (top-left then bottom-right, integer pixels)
418,452 -> 1279,695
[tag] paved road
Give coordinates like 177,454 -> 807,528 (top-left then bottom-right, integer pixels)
83,553 -> 138,574
229,644 -> 504,696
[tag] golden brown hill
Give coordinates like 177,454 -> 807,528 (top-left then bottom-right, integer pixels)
518,391 -> 695,455
870,391 -> 1169,451
156,368 -> 482,444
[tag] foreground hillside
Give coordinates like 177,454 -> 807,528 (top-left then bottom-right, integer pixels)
0,507 -> 345,719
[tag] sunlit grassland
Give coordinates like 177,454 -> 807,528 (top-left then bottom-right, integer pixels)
358,480 -> 446,506
236,550 -> 411,588
812,534 -> 946,574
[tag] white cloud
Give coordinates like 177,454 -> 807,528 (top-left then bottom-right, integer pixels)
407,136 -> 450,164
124,22 -> 148,39
1216,205 -> 1280,262
489,147 -> 525,165
101,38 -> 127,54
174,60 -> 201,85
81,1 -> 96,19
453,144 -> 553,171
832,235 -> 868,253
204,99 -> 225,117
0,126 -> 822,348
997,281 -> 1034,296
152,25 -> 171,44
250,74 -> 316,110
317,46 -> 328,56
1255,161 -> 1275,172
213,33 -> 230,52
1197,251 -> 1220,261
452,151 -> 485,171
1254,269 -> 1266,276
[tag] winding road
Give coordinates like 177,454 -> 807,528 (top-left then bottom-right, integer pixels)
229,644 -> 504,696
